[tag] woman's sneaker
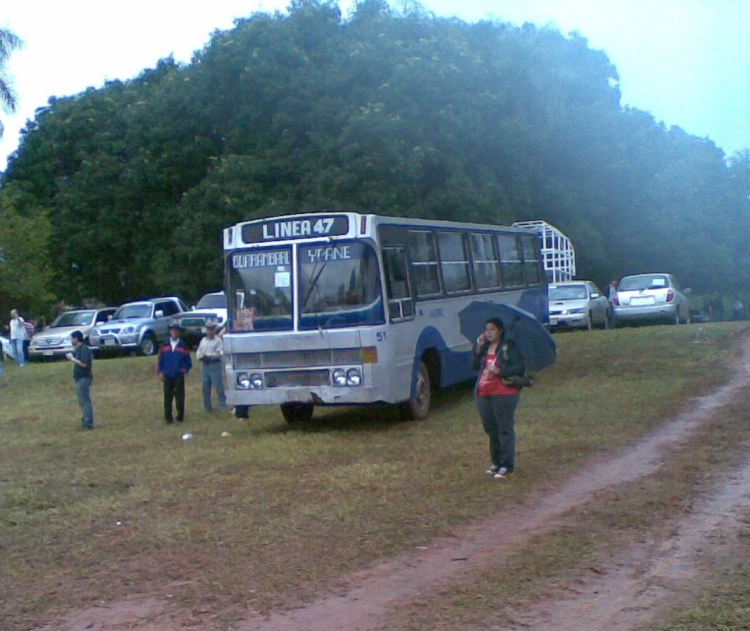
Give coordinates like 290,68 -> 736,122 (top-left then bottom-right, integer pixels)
485,465 -> 500,475
493,467 -> 510,479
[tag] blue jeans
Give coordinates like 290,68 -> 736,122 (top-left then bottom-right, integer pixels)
11,339 -> 26,366
75,377 -> 94,428
476,394 -> 520,472
201,361 -> 226,411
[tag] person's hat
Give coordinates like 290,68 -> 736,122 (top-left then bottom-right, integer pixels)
204,319 -> 219,330
169,321 -> 184,332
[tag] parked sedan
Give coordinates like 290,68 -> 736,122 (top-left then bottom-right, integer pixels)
28,307 -> 117,360
548,281 -> 609,330
613,273 -> 691,325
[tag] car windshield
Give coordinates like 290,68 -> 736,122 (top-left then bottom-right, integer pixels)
618,275 -> 669,291
549,285 -> 586,300
50,310 -> 95,327
114,304 -> 152,319
197,293 -> 225,309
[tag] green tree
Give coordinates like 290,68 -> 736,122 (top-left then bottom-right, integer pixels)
3,1 -> 748,307
0,182 -> 54,316
0,27 -> 23,137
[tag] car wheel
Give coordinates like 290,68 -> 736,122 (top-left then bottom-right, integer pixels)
138,334 -> 157,356
603,311 -> 610,330
586,313 -> 593,331
280,403 -> 314,424
405,361 -> 431,420
671,309 -> 680,325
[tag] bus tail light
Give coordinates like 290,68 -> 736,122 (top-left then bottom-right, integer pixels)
362,346 -> 378,363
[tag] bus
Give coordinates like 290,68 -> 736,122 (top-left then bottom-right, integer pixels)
222,212 -> 547,422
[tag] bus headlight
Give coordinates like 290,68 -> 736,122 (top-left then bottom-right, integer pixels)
237,373 -> 251,389
237,372 -> 264,389
346,368 -> 362,386
333,368 -> 347,386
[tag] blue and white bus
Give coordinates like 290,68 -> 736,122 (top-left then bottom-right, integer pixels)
222,212 -> 547,422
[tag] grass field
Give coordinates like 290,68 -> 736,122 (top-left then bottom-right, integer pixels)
1,322 -> 749,629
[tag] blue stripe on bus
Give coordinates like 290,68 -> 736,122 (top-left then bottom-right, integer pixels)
411,326 -> 476,398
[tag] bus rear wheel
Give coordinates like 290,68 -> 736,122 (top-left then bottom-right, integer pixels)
406,361 -> 431,420
280,403 -> 314,424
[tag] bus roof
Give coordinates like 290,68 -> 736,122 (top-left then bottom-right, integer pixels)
223,212 -> 536,250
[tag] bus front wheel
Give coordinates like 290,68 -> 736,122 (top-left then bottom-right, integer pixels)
281,403 -> 314,424
406,361 -> 431,420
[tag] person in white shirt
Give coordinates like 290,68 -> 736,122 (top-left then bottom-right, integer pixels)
9,309 -> 28,367
196,320 -> 226,412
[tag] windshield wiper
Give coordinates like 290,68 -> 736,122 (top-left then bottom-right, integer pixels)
301,260 -> 328,312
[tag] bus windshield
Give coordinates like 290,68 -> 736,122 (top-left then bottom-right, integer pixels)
226,242 -> 384,332
298,242 -> 384,330
227,246 -> 294,332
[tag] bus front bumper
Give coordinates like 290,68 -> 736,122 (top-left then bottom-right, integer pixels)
226,385 -> 383,407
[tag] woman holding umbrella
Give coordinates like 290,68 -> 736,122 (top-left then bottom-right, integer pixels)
472,317 -> 526,479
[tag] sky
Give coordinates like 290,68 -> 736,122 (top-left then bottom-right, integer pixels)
1,0 -> 748,172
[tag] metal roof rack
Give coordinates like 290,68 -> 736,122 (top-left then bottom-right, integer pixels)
512,220 -> 575,283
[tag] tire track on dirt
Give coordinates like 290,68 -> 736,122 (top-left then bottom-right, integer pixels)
241,338 -> 750,631
498,455 -> 750,630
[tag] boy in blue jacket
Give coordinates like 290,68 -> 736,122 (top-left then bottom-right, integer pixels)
158,323 -> 192,423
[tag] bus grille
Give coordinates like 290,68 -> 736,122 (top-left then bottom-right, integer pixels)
234,348 -> 362,369
265,370 -> 330,388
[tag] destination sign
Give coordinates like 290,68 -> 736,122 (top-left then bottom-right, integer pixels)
231,250 -> 290,269
303,246 -> 352,263
242,215 -> 350,243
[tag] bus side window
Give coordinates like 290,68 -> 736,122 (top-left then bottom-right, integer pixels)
384,247 -> 414,321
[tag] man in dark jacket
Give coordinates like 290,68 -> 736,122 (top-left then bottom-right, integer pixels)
67,330 -> 94,430
158,323 -> 192,423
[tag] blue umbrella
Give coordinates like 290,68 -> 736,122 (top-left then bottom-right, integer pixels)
458,301 -> 556,372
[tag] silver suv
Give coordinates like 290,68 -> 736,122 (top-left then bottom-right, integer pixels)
613,273 -> 691,326
89,297 -> 188,356
29,307 -> 117,359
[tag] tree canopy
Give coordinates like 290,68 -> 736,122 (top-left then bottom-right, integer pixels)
0,26 -> 23,137
1,0 -> 749,315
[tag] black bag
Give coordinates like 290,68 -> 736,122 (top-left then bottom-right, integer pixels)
502,373 -> 534,389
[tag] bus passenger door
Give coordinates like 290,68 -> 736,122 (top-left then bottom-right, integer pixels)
383,247 -> 414,321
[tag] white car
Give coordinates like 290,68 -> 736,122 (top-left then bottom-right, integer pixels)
613,273 -> 691,325
548,281 -> 609,330
28,307 -> 117,359
194,291 -> 228,325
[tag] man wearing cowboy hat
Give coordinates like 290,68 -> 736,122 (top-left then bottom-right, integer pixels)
196,319 -> 226,412
157,321 -> 192,423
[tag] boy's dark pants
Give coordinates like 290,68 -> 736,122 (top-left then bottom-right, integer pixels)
164,374 -> 185,422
